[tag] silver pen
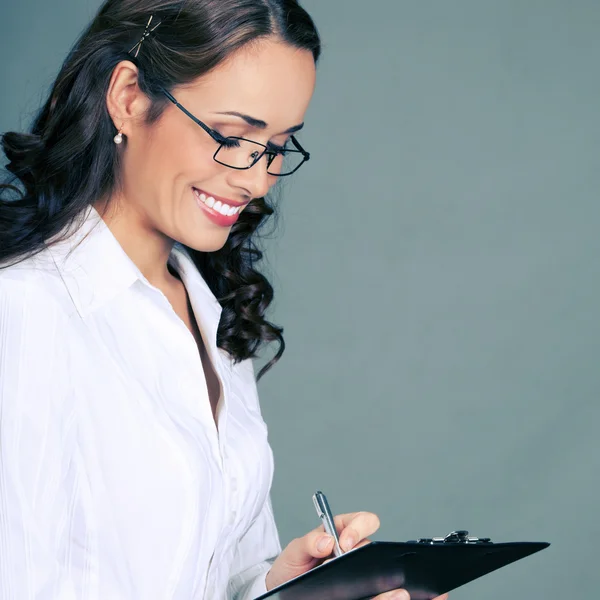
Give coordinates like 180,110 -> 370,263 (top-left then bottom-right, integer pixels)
313,490 -> 344,557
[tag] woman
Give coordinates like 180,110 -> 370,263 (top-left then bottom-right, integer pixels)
0,1 -> 448,599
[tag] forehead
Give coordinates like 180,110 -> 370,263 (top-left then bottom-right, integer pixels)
180,38 -> 316,128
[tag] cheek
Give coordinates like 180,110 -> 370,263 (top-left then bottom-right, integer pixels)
159,121 -> 222,181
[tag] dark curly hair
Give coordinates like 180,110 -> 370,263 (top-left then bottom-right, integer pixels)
0,0 -> 321,381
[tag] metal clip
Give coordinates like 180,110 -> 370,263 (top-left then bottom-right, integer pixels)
413,530 -> 492,544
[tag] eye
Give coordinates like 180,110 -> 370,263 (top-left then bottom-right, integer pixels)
266,140 -> 289,155
217,135 -> 241,149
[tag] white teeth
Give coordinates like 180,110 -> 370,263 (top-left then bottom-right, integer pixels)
194,189 -> 241,217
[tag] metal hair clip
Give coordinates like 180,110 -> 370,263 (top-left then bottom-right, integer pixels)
128,15 -> 162,58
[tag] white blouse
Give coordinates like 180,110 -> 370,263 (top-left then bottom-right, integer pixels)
0,206 -> 281,600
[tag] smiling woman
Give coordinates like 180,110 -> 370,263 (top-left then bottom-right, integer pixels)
0,0 -> 319,381
0,1 -> 443,599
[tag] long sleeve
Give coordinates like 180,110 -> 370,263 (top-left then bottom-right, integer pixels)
0,278 -> 77,599
226,493 -> 282,600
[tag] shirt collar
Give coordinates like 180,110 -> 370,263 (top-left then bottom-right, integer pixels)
169,243 -> 224,356
47,206 -> 223,347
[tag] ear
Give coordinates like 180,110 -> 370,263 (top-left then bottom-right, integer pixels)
106,60 -> 151,135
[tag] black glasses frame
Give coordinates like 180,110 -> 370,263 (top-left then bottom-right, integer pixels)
160,88 -> 310,177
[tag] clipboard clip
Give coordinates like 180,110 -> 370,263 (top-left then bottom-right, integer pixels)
412,530 -> 492,544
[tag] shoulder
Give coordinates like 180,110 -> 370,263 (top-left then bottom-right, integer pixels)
0,273 -> 75,429
0,250 -> 78,319
0,267 -> 74,384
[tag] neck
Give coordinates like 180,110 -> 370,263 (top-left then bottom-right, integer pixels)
93,198 -> 176,288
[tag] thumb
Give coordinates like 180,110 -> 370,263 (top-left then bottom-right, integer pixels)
266,531 -> 335,591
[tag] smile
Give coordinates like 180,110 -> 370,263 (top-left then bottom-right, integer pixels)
192,188 -> 243,216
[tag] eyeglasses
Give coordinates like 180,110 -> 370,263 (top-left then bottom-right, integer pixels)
160,88 -> 310,177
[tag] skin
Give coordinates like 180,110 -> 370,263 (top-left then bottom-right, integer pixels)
102,35 -> 448,600
266,511 -> 448,599
101,36 -> 314,290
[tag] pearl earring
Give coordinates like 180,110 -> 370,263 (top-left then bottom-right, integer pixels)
113,125 -> 124,144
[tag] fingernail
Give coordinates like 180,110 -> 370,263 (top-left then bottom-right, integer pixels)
343,533 -> 357,551
317,535 -> 333,552
393,591 -> 410,600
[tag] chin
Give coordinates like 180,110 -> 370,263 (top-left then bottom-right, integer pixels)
177,231 -> 230,254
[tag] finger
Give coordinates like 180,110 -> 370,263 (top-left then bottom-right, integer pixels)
372,588 -> 410,600
312,511 -> 376,536
433,595 -> 449,600
286,529 -> 336,566
333,511 -> 381,552
331,511 -> 360,532
265,529 -> 336,592
322,538 -> 372,565
266,530 -> 335,590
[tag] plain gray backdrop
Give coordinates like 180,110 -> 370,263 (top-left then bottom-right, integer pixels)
1,1 -> 598,599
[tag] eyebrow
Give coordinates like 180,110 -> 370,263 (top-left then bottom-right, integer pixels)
212,111 -> 304,134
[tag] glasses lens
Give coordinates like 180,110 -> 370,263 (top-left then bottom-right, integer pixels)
266,150 -> 306,176
215,138 -> 266,170
215,138 -> 305,176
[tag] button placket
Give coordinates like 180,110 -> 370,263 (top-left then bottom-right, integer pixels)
227,473 -> 238,526
220,447 -> 235,529
215,352 -> 232,457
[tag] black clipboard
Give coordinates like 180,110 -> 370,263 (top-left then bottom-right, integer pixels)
255,535 -> 549,600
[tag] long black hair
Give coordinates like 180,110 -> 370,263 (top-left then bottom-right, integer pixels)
0,0 -> 321,380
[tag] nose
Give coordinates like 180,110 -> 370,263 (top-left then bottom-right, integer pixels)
226,154 -> 275,200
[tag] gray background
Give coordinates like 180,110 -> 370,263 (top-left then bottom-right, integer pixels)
1,1 -> 598,599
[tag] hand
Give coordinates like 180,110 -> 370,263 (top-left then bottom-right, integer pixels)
265,511 -> 449,600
